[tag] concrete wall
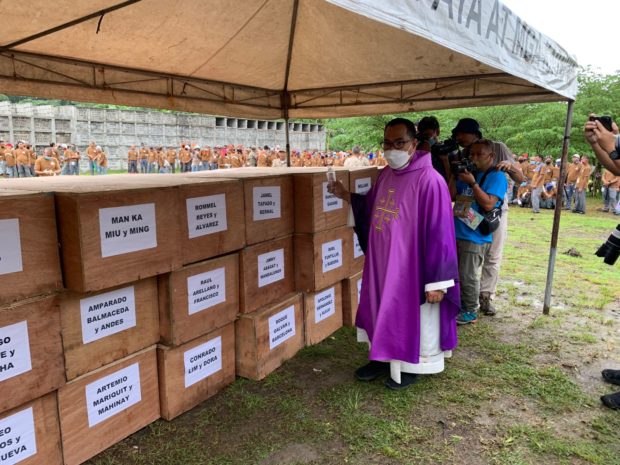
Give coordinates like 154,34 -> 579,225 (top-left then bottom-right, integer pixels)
0,102 -> 326,170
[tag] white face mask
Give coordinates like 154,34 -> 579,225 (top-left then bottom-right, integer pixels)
384,149 -> 412,170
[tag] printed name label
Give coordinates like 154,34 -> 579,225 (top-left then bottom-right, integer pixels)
353,232 -> 364,258
253,186 -> 281,221
184,336 -> 222,388
0,219 -> 23,276
321,239 -> 343,273
80,286 -> 137,344
268,305 -> 296,350
355,177 -> 372,194
99,203 -> 157,257
186,194 -> 228,239
0,407 -> 37,465
322,182 -> 343,212
314,287 -> 336,323
85,363 -> 142,428
187,268 -> 226,315
257,249 -> 285,288
0,321 -> 32,383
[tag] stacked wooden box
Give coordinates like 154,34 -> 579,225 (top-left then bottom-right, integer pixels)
0,166 -> 379,464
155,174 -> 244,420
340,167 -> 379,326
0,189 -> 64,465
192,170 -> 305,381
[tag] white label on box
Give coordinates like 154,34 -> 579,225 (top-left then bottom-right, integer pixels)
357,278 -> 362,303
353,232 -> 364,258
253,186 -> 281,221
321,239 -> 343,273
0,407 -> 37,465
99,203 -> 157,258
322,182 -> 343,212
80,286 -> 137,344
268,305 -> 296,350
85,362 -> 142,428
0,219 -> 23,276
355,177 -> 372,194
0,321 -> 32,383
257,249 -> 285,288
187,268 -> 226,315
314,287 -> 336,323
184,336 -> 222,388
186,194 -> 228,239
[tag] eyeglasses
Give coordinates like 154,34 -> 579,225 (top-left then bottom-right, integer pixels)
382,139 -> 412,150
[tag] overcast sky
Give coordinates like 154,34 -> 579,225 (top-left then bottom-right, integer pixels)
502,0 -> 619,75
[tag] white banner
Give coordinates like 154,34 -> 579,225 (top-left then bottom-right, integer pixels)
328,0 -> 578,99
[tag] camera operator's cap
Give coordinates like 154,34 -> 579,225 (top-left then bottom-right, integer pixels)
451,118 -> 482,138
572,153 -> 580,159
555,158 -> 561,163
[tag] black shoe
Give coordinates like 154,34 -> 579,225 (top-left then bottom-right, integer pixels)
602,369 -> 620,386
385,373 -> 420,390
601,391 -> 620,410
355,361 -> 389,381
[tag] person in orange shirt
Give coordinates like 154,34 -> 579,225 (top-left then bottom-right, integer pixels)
34,148 -> 61,176
179,145 -> 191,172
541,157 -> 554,184
530,156 -> 545,213
166,147 -> 177,173
0,139 -> 6,177
95,146 -> 108,175
14,141 -> 31,177
87,141 -> 97,176
573,155 -> 591,214
138,145 -> 148,173
4,143 -> 16,178
564,154 -> 582,210
68,146 -> 81,175
127,145 -> 138,173
600,168 -> 619,213
256,149 -> 268,167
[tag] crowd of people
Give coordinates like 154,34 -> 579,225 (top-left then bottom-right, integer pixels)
0,140 -> 388,178
124,143 -> 385,173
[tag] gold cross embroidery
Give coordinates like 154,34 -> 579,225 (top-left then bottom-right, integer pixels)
374,188 -> 399,231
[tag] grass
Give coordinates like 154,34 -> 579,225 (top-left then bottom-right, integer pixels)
89,198 -> 620,465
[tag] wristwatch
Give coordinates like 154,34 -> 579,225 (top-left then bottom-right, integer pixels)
609,149 -> 620,160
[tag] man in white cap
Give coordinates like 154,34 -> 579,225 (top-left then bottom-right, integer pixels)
344,146 -> 371,168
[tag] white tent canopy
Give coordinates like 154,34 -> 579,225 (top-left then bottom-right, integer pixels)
0,0 -> 578,119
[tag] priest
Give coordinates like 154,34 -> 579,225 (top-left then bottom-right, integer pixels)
328,117 -> 460,390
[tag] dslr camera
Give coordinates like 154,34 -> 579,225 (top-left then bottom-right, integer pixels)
450,156 -> 476,175
595,224 -> 620,265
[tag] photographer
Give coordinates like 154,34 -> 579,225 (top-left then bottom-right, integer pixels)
417,116 -> 451,182
584,116 -> 620,177
448,139 -> 508,325
449,118 -> 524,317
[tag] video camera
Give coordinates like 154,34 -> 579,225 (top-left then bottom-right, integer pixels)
431,137 -> 460,158
595,224 -> 620,265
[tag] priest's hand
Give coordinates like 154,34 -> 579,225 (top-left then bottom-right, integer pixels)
425,290 -> 444,304
327,180 -> 351,203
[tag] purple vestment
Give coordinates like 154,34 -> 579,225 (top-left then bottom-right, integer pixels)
352,151 -> 461,364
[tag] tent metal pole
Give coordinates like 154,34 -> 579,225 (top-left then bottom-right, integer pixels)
285,116 -> 291,167
543,100 -> 575,315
